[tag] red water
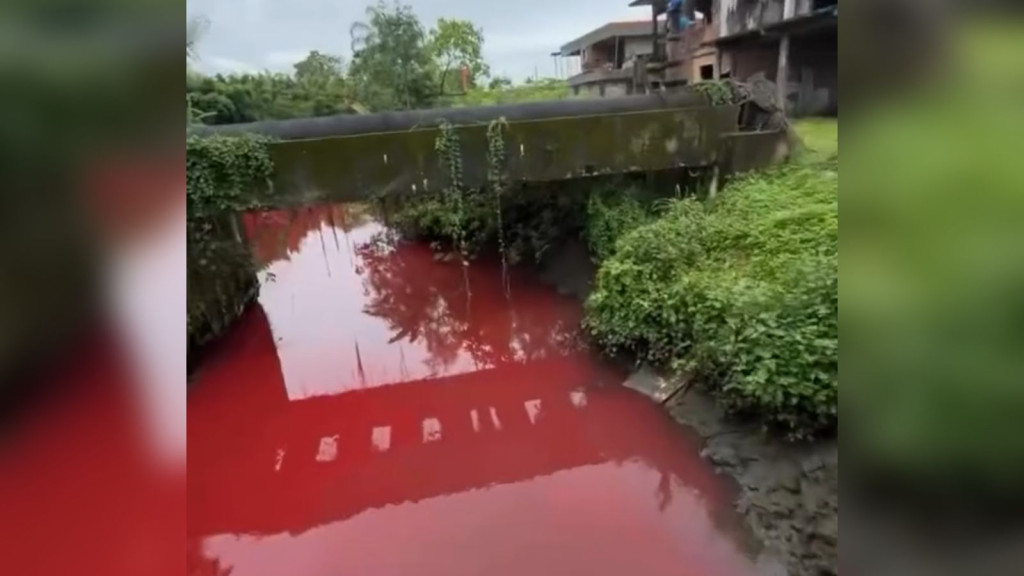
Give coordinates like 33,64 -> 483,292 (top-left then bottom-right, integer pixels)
187,205 -> 761,576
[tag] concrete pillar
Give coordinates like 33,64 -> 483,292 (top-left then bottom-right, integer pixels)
777,34 -> 790,113
783,0 -> 796,19
651,4 -> 660,60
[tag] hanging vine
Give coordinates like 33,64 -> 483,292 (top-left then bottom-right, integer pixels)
486,116 -> 511,297
434,120 -> 466,255
434,119 -> 472,300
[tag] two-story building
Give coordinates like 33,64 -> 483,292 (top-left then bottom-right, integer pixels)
557,20 -> 659,98
571,0 -> 837,116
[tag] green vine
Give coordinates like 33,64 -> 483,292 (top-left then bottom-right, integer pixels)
693,80 -> 736,106
186,133 -> 276,369
433,120 -> 468,259
486,116 -> 510,295
186,134 -> 275,217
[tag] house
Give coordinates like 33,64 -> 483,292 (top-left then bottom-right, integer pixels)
557,20 -> 659,97
629,0 -> 838,116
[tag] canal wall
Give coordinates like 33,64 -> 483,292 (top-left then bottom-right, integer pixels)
186,214 -> 259,373
186,136 -> 271,373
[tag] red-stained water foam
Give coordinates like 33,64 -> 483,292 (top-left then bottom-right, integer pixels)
187,205 -> 762,576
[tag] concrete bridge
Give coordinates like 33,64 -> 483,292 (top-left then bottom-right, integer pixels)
194,89 -> 788,208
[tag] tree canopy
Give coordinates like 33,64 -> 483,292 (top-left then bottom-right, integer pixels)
429,18 -> 489,95
187,2 -> 568,125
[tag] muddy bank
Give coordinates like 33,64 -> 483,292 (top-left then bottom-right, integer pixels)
538,240 -> 839,576
633,370 -> 838,576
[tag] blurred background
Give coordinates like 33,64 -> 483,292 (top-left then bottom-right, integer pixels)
842,1 -> 1024,574
0,2 -> 183,575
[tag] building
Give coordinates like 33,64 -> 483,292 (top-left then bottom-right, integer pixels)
714,0 -> 838,116
557,21 -> 659,98
630,0 -> 838,116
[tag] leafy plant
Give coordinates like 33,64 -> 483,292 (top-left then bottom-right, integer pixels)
186,134 -> 274,216
585,160 -> 839,438
186,134 -> 276,368
692,80 -> 737,106
585,185 -> 655,263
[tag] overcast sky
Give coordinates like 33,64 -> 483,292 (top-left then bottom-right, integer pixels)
185,0 -> 650,81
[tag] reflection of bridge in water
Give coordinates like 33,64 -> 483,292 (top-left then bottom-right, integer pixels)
189,306 -> 731,541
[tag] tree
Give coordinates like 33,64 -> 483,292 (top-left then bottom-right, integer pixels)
429,18 -> 489,95
186,16 -> 209,62
293,50 -> 344,86
488,76 -> 512,91
348,1 -> 437,111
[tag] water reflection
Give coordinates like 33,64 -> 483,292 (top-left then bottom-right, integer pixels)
188,204 -> 760,576
241,205 -> 579,400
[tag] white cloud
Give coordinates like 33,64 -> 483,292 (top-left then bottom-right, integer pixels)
265,50 -> 311,70
202,56 -> 259,75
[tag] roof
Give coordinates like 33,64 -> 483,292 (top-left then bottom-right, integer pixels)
559,20 -> 655,56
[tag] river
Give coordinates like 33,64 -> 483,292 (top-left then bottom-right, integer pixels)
186,204 -> 763,576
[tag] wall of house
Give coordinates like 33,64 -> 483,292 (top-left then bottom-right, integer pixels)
721,25 -> 836,117
623,37 -> 655,62
718,0 -> 786,37
726,39 -> 779,81
571,80 -> 632,99
581,41 -> 616,71
691,50 -> 719,81
788,26 -> 837,115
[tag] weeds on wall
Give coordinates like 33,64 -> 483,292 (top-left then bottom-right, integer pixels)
375,118 -> 591,269
693,80 -> 740,107
186,134 -> 275,367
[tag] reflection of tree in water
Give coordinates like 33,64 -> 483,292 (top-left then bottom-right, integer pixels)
242,204 -> 373,270
356,231 -> 579,374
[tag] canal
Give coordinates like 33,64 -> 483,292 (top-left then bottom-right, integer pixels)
186,204 -> 765,576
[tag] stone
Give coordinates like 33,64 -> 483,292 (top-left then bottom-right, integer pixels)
621,366 -> 685,403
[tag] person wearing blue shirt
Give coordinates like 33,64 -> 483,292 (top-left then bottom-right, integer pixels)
667,0 -> 693,34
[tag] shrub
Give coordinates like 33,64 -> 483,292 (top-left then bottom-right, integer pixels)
186,134 -> 275,367
584,184 -> 655,263
585,160 -> 838,438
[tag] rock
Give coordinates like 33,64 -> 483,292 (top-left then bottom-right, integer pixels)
621,366 -> 685,403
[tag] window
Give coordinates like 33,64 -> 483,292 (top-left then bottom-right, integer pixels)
700,64 -> 715,80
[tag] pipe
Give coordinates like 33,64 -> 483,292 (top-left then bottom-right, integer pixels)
191,90 -> 708,141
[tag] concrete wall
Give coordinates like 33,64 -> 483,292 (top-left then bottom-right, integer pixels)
265,103 -> 744,206
727,40 -> 779,81
717,0 -> 826,38
723,26 -> 837,117
719,0 -> 786,37
623,36 -> 654,61
570,80 -> 631,98
788,26 -> 837,116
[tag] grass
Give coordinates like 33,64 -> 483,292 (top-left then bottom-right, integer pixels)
793,117 -> 838,164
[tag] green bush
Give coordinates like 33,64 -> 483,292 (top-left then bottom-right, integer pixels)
186,134 -> 275,367
585,160 -> 838,438
584,185 -> 655,263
